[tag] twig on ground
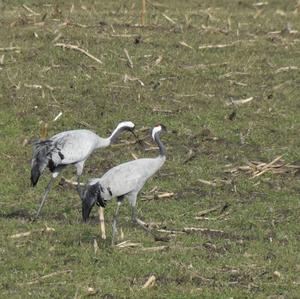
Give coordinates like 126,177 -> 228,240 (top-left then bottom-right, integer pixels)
253,2 -> 268,7
179,41 -> 193,49
93,239 -> 99,254
144,146 -> 158,152
198,178 -> 232,187
198,179 -> 217,187
183,227 -> 224,234
197,204 -> 227,217
52,33 -> 62,43
53,112 -> 62,122
124,74 -> 144,86
60,177 -> 84,186
156,227 -> 225,235
24,83 -> 42,89
182,62 -> 227,70
124,48 -> 133,68
141,275 -> 156,289
162,13 -> 176,24
131,152 -> 139,160
18,270 -> 72,285
225,156 -> 300,177
226,97 -> 254,106
273,80 -> 292,90
274,66 -> 298,74
156,228 -> 184,234
22,4 -> 40,15
55,43 -> 103,65
116,240 -> 141,248
9,231 -> 31,238
152,107 -> 173,114
251,155 -> 283,178
0,47 -> 20,52
141,246 -> 168,252
183,149 -> 197,164
154,55 -> 163,66
141,192 -> 174,201
141,0 -> 146,26
199,42 -> 238,49
10,226 -> 55,239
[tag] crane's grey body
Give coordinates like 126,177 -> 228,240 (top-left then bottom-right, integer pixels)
89,156 -> 165,205
31,130 -> 108,182
31,121 -> 135,219
51,129 -> 109,165
80,124 -> 167,245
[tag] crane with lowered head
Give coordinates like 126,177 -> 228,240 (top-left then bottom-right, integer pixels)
80,124 -> 167,245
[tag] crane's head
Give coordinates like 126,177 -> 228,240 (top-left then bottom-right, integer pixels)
118,121 -> 135,133
81,182 -> 105,222
151,124 -> 167,140
109,121 -> 137,145
117,121 -> 146,149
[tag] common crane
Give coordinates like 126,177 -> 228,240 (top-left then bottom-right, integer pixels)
31,121 -> 136,219
80,124 -> 166,245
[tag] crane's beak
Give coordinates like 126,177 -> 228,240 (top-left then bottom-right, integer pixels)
130,129 -> 145,150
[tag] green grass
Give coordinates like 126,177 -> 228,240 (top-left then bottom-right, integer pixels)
1,0 -> 300,298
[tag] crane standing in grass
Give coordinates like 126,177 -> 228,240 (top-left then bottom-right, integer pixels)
80,124 -> 167,245
31,121 -> 136,219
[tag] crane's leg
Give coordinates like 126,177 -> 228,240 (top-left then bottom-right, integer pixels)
131,206 -> 151,232
34,177 -> 55,219
76,175 -> 81,194
98,207 -> 106,240
112,196 -> 124,246
75,161 -> 85,195
128,193 -> 151,232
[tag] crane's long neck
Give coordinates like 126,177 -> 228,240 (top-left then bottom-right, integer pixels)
96,136 -> 110,149
96,126 -> 125,148
106,125 -> 129,145
154,132 -> 166,157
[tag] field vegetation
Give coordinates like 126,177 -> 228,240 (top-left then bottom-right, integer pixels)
0,0 -> 300,298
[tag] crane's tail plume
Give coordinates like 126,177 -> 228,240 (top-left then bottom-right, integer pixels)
30,140 -> 62,186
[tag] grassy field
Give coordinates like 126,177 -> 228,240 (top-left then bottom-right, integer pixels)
1,0 -> 300,298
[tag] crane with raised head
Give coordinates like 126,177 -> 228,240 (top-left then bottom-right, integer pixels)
31,121 -> 136,219
80,124 -> 167,245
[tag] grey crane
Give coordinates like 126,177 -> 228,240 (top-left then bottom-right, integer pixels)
80,124 -> 167,245
31,121 -> 136,219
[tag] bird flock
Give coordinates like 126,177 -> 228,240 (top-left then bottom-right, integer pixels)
31,121 -> 167,245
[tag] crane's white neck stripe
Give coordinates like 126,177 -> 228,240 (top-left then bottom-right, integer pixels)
152,126 -> 162,140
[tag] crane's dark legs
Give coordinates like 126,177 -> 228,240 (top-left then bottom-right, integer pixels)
131,206 -> 151,233
128,194 -> 150,231
112,196 -> 124,246
34,177 -> 55,219
111,203 -> 121,245
131,206 -> 137,224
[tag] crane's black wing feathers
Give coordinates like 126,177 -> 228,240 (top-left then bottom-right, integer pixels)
30,139 -> 63,186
